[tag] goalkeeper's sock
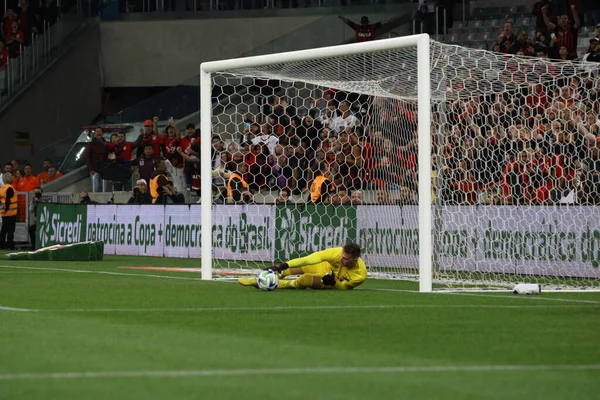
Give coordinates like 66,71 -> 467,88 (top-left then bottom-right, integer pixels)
277,279 -> 295,289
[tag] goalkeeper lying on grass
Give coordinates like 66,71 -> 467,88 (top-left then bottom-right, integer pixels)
238,242 -> 367,290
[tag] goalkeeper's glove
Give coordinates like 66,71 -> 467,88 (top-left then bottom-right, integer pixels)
264,262 -> 289,273
321,272 -> 336,287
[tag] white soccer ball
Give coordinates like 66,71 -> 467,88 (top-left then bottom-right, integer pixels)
257,270 -> 279,291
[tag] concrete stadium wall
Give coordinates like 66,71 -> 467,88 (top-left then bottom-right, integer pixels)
100,6 -> 410,87
100,16 -> 321,87
0,24 -> 102,168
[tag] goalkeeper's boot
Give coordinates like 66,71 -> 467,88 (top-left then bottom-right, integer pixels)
238,277 -> 258,288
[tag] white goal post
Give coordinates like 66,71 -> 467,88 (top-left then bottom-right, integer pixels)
199,34 -> 434,292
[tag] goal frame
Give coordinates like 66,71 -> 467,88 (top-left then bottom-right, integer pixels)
199,34 -> 433,292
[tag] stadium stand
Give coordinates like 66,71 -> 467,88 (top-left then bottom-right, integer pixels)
3,1 -> 599,221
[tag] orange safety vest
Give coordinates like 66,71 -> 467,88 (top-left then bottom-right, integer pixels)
310,175 -> 334,203
226,173 -> 249,202
150,173 -> 169,204
0,184 -> 18,217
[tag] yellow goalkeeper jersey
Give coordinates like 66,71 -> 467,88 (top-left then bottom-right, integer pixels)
287,247 -> 367,290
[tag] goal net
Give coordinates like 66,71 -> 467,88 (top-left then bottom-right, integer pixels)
199,35 -> 600,292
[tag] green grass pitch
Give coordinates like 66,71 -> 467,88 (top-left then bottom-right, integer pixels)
0,253 -> 599,399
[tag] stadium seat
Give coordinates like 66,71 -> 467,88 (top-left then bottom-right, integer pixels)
465,32 -> 477,42
580,26 -> 594,36
479,32 -> 492,42
592,10 -> 600,25
517,5 -> 532,13
472,42 -> 487,50
453,21 -> 467,29
471,20 -> 485,28
447,33 -> 462,43
583,13 -> 595,27
448,27 -> 465,34
578,36 -> 593,48
517,17 -> 532,26
472,8 -> 487,18
484,19 -> 501,28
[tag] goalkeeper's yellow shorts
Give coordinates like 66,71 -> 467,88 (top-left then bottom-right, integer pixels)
299,261 -> 333,277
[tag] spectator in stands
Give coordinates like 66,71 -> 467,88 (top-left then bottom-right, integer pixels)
533,0 -> 554,33
17,0 -> 36,44
15,163 -> 39,192
331,100 -> 360,134
36,0 -> 59,33
28,187 -> 44,248
37,165 -> 62,185
156,181 -> 185,204
583,37 -> 600,63
135,118 -> 163,158
542,4 -> 580,59
497,21 -> 517,53
164,123 -> 186,198
6,21 -> 24,58
11,159 -> 20,172
350,190 -> 363,205
226,162 -> 250,204
116,132 -> 134,161
338,15 -> 393,42
0,172 -> 17,250
0,40 -> 7,95
249,127 -> 279,155
397,186 -> 418,205
126,179 -> 152,205
136,144 -> 158,185
12,169 -> 22,187
376,189 -> 394,205
510,30 -> 536,56
275,189 -> 293,205
79,191 -> 98,205
85,127 -> 108,192
2,9 -> 18,38
330,189 -> 351,205
41,159 -> 52,173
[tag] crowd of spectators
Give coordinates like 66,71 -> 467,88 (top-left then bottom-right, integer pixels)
488,2 -> 600,62
84,118 -> 200,205
0,0 -> 59,93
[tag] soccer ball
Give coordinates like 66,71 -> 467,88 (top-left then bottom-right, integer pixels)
257,270 -> 279,291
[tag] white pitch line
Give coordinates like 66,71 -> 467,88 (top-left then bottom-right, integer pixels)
1,364 -> 599,381
0,306 -> 38,312
444,291 -> 600,305
370,288 -> 600,304
0,265 -> 204,282
46,304 -> 597,313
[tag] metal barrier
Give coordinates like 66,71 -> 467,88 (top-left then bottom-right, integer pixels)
413,18 -> 424,34
435,5 -> 446,36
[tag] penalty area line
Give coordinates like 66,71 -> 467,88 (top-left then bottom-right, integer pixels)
1,364 -> 599,381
